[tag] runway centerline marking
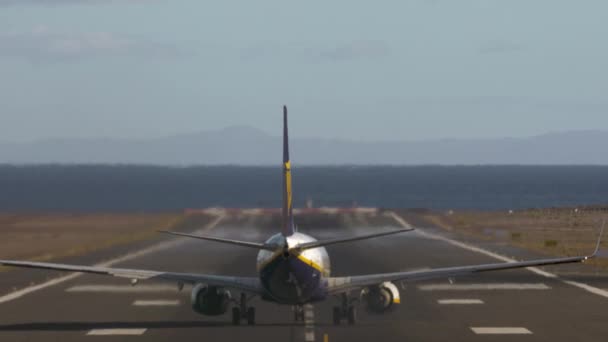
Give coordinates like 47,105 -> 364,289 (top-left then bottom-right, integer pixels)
304,304 -> 315,341
419,283 -> 550,291
471,327 -> 532,335
0,215 -> 224,305
87,328 -> 147,336
437,299 -> 484,304
390,212 -> 608,299
133,299 -> 180,306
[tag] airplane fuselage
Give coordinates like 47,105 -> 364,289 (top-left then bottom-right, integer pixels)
257,232 -> 331,304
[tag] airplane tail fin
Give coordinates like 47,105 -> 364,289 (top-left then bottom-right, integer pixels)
282,105 -> 295,237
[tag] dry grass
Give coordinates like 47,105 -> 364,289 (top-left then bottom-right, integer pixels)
422,208 -> 608,269
0,213 -> 187,262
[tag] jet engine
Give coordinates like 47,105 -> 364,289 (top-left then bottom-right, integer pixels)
191,284 -> 232,316
361,281 -> 400,313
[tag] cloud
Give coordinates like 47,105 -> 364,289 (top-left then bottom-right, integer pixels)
317,40 -> 390,61
0,26 -> 186,62
478,40 -> 527,54
0,0 -> 153,6
240,40 -> 390,63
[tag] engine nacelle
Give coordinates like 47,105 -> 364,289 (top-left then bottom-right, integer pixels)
361,281 -> 400,313
191,284 -> 232,316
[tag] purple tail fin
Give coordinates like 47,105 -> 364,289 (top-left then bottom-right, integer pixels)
281,105 -> 295,236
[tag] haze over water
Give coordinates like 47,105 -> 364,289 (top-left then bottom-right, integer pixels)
1,165 -> 607,212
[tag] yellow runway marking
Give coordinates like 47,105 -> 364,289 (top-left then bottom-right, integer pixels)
323,333 -> 329,342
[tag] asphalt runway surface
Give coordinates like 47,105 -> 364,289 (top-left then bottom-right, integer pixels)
0,211 -> 606,341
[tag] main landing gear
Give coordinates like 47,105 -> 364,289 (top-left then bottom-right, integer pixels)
232,293 -> 256,326
332,293 -> 357,325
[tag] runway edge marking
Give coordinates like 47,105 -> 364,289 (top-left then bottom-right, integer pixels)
389,212 -> 608,299
0,214 -> 225,304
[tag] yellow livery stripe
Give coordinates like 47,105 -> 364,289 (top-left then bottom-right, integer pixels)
296,253 -> 326,274
284,160 -> 292,210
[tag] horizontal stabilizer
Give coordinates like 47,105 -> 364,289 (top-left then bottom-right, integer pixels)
291,228 -> 414,252
157,230 -> 278,251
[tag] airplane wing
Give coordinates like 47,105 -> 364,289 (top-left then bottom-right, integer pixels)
328,229 -> 602,295
0,260 -> 264,295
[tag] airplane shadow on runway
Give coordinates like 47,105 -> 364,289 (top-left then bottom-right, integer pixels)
0,321 -> 355,331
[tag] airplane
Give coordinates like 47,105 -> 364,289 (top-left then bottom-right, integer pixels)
0,106 -> 602,326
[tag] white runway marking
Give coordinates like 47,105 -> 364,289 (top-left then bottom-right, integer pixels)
390,212 -> 608,299
133,299 -> 180,306
437,299 -> 484,304
87,328 -> 147,336
0,215 -> 224,305
66,284 -> 178,293
304,304 -> 315,341
419,283 -> 550,291
471,327 -> 532,335
0,273 -> 81,305
562,280 -> 608,298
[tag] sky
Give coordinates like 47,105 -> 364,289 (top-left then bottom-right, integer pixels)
1,0 -> 607,142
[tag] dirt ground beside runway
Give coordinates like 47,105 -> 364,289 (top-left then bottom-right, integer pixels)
0,212 -> 195,262
407,207 -> 608,269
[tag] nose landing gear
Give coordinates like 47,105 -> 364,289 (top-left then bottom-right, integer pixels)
294,304 -> 305,322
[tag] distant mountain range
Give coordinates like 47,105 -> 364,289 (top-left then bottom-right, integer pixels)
1,127 -> 607,165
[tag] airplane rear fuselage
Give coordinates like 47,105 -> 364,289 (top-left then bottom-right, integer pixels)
257,232 -> 330,304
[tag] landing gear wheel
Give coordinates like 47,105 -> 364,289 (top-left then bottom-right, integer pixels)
232,307 -> 241,325
332,306 -> 341,325
347,306 -> 356,325
247,307 -> 256,325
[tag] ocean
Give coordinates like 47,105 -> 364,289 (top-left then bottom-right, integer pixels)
1,165 -> 607,212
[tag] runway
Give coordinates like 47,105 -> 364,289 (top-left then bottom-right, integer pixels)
0,211 -> 606,341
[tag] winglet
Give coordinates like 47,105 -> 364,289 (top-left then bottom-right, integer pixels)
588,219 -> 605,259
